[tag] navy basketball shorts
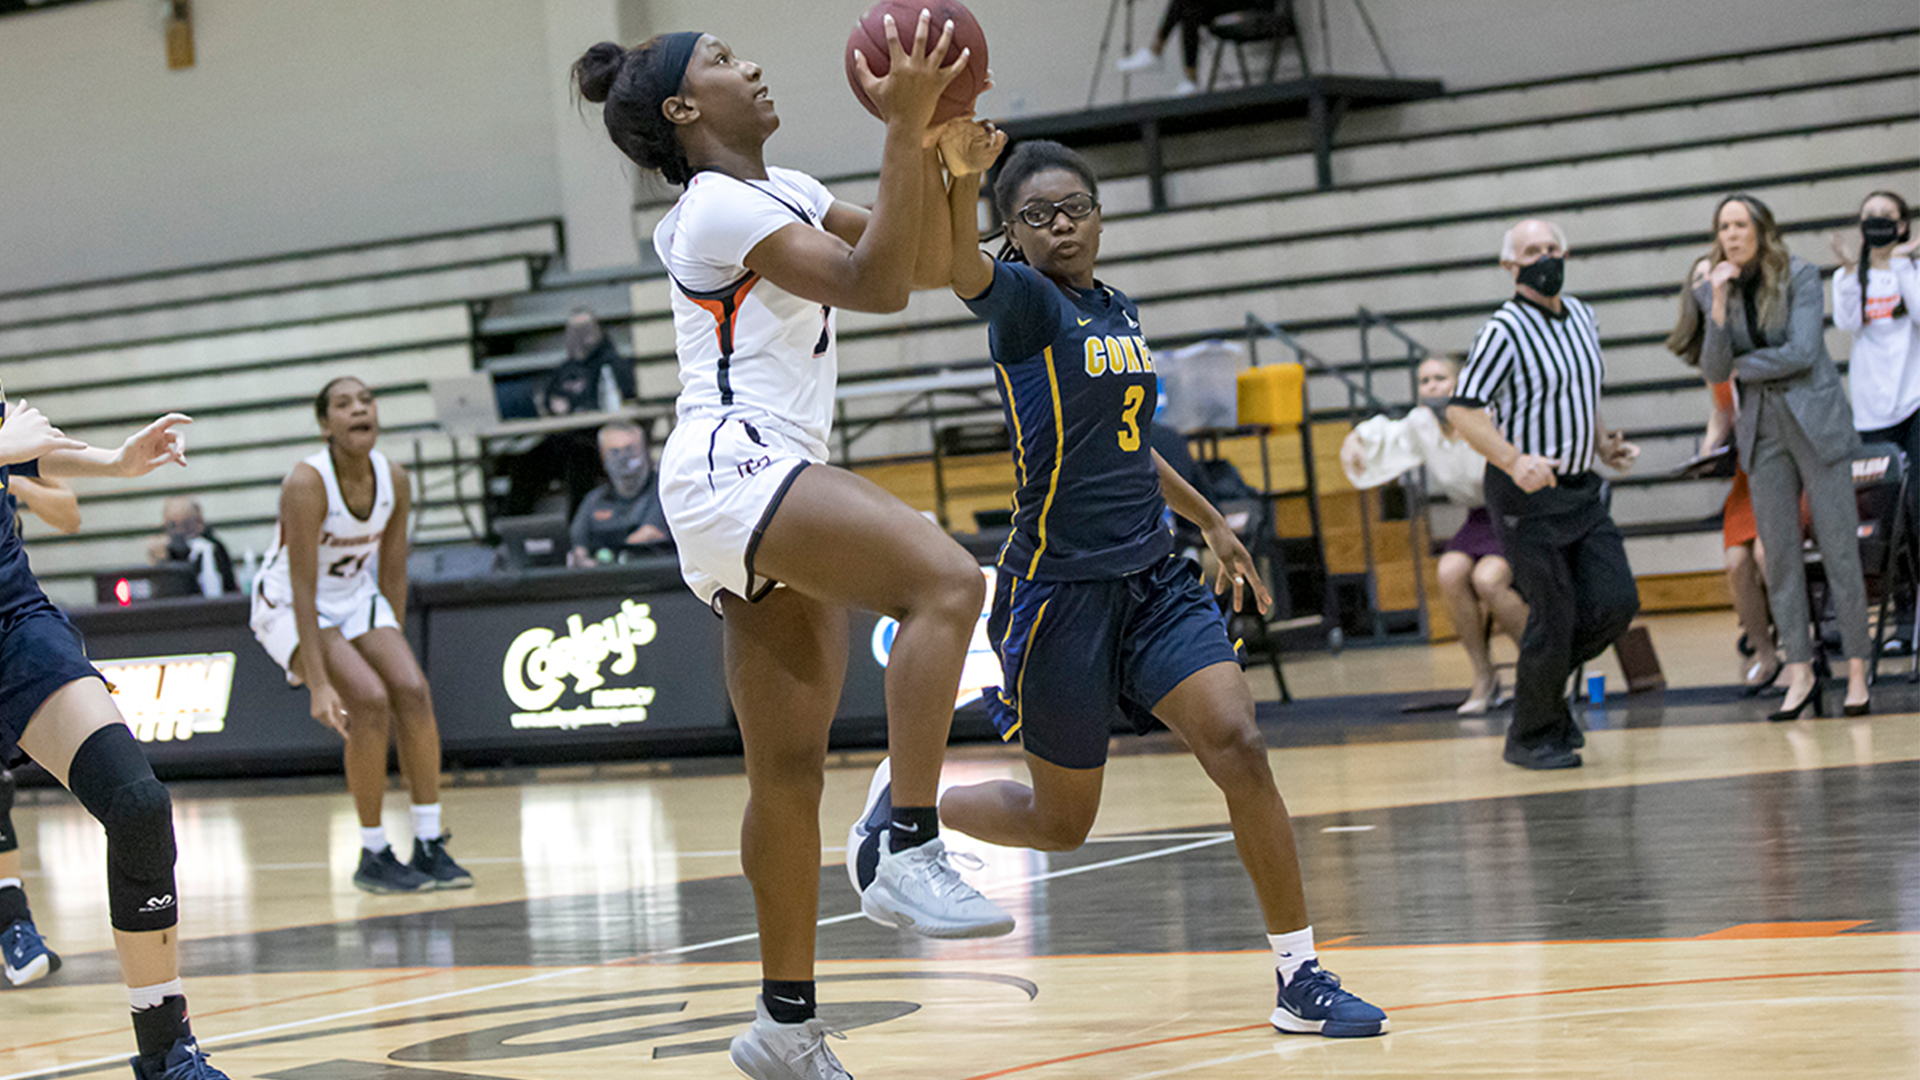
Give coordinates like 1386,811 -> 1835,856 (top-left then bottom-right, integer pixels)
0,606 -> 106,766
984,555 -> 1241,770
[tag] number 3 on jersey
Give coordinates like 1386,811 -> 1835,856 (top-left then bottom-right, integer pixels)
327,552 -> 371,579
1118,385 -> 1146,451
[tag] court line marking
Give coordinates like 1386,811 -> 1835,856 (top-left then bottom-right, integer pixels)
954,966 -> 1920,1079
0,834 -> 1234,1080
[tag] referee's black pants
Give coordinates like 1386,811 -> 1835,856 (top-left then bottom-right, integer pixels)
1484,469 -> 1640,754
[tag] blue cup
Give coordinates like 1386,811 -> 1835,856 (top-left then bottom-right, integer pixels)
1587,672 -> 1605,705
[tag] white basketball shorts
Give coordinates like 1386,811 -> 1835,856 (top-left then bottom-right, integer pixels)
251,585 -> 400,684
660,412 -> 825,610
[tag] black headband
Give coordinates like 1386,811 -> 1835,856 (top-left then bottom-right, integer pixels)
650,31 -> 704,116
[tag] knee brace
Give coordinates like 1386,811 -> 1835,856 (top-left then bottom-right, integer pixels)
66,726 -> 178,933
0,768 -> 16,855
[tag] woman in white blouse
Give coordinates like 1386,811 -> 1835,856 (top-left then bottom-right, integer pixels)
1341,356 -> 1527,714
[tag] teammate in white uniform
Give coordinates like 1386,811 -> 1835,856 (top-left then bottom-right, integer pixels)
573,20 -> 1007,1079
252,377 -> 472,895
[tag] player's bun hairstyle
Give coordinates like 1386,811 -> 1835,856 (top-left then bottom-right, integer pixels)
992,140 -> 1100,265
314,377 -> 363,423
573,38 -> 695,186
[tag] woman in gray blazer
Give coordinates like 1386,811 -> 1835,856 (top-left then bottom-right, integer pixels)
1698,193 -> 1872,718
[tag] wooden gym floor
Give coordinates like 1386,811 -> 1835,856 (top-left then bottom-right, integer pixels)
3,611 -> 1918,1078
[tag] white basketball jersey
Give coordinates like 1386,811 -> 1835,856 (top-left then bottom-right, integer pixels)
255,448 -> 396,616
654,167 -> 839,453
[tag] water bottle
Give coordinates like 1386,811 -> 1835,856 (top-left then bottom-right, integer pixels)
597,364 -> 620,413
239,547 -> 259,596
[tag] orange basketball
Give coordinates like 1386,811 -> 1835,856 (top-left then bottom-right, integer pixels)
845,0 -> 990,125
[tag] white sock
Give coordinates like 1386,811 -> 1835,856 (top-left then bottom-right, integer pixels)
128,978 -> 184,1011
360,826 -> 388,853
411,803 -> 442,843
0,877 -> 21,891
1269,927 -> 1316,985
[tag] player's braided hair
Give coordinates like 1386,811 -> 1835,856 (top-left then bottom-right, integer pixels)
573,38 -> 696,186
991,140 -> 1100,265
1857,190 -> 1912,325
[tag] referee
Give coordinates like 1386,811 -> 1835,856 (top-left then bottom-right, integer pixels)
1447,219 -> 1641,770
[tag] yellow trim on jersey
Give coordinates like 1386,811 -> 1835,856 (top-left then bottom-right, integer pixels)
995,364 -> 1029,569
1007,595 -> 1052,741
1026,346 -> 1066,578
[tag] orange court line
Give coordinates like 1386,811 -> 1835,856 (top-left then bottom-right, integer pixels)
1695,920 -> 1870,939
956,966 -> 1920,1079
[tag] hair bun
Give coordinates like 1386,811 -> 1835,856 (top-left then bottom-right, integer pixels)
573,41 -> 627,104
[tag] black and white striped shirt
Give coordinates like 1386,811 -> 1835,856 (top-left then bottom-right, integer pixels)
1453,294 -> 1605,475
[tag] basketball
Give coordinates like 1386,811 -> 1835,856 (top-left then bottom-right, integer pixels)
845,0 -> 990,125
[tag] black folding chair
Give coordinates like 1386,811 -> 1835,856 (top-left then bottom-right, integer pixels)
1205,0 -> 1310,91
1806,442 -> 1918,685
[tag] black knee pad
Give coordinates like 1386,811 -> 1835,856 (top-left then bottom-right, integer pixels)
0,768 -> 16,855
66,726 -> 178,932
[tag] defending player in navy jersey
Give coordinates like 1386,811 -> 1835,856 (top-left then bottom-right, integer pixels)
0,399 -> 234,1080
930,133 -> 1389,1038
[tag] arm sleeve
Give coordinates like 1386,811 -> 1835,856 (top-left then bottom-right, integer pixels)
11,459 -> 38,479
1732,262 -> 1826,382
1698,285 -> 1735,385
1895,258 -> 1920,327
1832,265 -> 1864,333
1451,319 -> 1514,408
1341,414 -> 1427,489
569,500 -> 592,551
962,261 -> 1059,363
680,181 -> 812,273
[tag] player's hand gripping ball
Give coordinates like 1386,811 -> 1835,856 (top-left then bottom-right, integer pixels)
847,0 -> 990,125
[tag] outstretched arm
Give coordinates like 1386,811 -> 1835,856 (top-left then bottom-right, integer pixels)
1153,449 -> 1271,615
745,11 -> 967,313
38,413 -> 190,479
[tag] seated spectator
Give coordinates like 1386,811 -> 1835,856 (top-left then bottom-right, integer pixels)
1341,355 -> 1527,715
498,308 -> 636,518
568,421 -> 671,566
7,475 -> 79,536
1116,1 -> 1263,96
543,307 -> 637,416
145,496 -> 238,597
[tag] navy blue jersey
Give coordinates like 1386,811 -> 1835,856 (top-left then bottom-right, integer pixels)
964,260 -> 1172,581
0,456 -> 49,624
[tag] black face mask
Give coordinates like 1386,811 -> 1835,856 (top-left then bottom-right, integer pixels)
1862,216 -> 1905,249
1418,395 -> 1454,415
1516,254 -> 1565,297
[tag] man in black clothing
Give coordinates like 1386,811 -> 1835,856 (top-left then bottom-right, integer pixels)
147,496 -> 238,597
568,421 -> 671,567
1447,219 -> 1641,770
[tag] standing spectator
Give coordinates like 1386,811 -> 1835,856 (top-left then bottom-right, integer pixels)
1342,355 -> 1527,715
1115,1 -> 1260,96
1447,219 -> 1641,770
568,421 -> 672,566
1832,190 -> 1920,651
1698,194 -> 1872,718
1668,255 -> 1780,692
145,496 -> 237,598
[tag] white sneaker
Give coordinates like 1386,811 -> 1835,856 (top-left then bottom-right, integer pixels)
1172,78 -> 1200,96
1115,45 -> 1162,73
862,834 -> 1014,938
729,996 -> 851,1080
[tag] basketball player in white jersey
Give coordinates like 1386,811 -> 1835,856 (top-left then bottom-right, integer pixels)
574,17 -> 1007,1079
252,377 -> 472,895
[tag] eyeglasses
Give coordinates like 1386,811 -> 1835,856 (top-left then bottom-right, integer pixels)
1016,193 -> 1098,229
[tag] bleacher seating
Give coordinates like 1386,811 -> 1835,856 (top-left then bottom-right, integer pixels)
3,221 -> 562,607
